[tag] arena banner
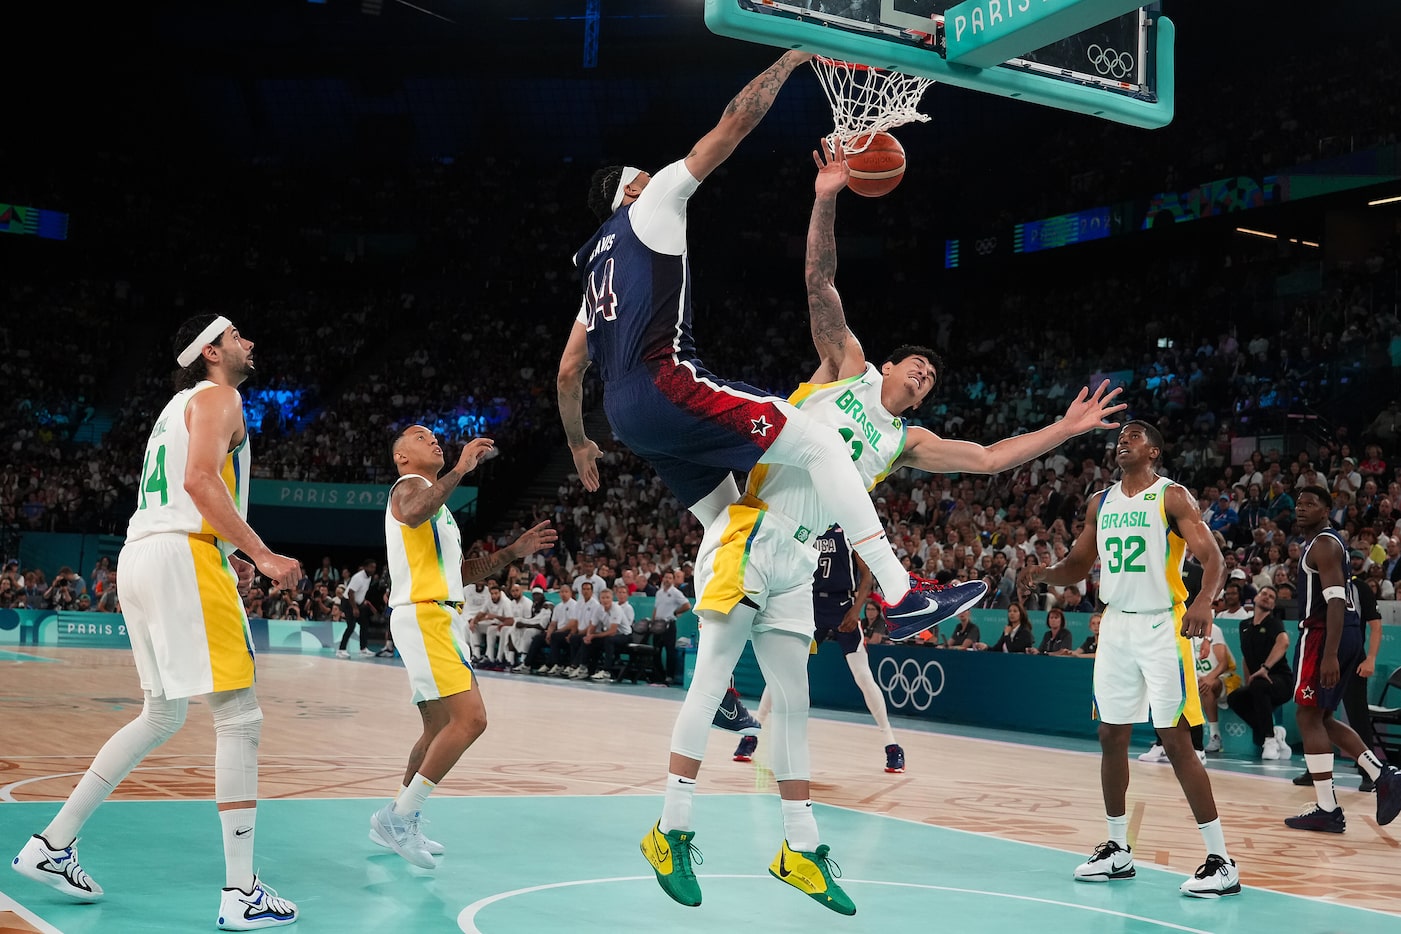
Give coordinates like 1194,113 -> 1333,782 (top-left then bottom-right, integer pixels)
250,480 -> 475,512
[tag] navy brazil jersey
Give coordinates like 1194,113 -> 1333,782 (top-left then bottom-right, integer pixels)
572,160 -> 699,382
1297,527 -> 1362,629
813,527 -> 857,596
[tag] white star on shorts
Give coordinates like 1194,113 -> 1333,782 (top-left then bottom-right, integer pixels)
750,416 -> 773,437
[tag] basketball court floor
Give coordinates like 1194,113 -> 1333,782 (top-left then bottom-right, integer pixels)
2,647 -> 1397,932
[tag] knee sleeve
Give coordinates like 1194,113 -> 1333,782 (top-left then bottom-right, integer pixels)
210,688 -> 263,804
670,608 -> 754,761
689,474 -> 741,527
752,629 -> 812,782
89,693 -> 188,785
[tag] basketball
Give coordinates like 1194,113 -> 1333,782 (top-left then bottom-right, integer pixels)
845,131 -> 905,197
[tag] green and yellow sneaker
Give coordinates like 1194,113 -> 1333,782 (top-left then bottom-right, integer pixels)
640,822 -> 703,907
769,840 -> 856,915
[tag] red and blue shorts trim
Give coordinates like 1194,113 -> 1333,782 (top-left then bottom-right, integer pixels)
605,358 -> 788,507
1292,622 -> 1364,711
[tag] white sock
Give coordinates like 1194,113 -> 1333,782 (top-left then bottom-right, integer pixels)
659,773 -> 696,833
393,772 -> 436,819
1358,750 -> 1384,781
781,798 -> 820,852
1305,753 -> 1337,811
1197,818 -> 1228,860
219,807 -> 256,891
1106,813 -> 1128,848
42,772 -> 116,850
850,534 -> 911,603
1207,720 -> 1220,740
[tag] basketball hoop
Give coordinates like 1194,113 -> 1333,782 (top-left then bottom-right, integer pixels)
810,56 -> 933,154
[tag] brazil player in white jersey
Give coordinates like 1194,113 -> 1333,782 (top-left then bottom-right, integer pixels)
371,426 -> 556,869
11,315 -> 302,930
1027,420 -> 1240,898
639,143 -> 1126,916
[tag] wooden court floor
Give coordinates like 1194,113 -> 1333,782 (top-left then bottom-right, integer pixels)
2,647 -> 1398,922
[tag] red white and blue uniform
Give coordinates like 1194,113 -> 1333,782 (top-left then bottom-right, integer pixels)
812,527 -> 863,655
573,160 -> 788,507
1292,527 -> 1364,711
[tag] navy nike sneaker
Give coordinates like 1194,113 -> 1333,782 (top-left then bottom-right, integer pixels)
712,688 -> 761,736
885,579 -> 988,642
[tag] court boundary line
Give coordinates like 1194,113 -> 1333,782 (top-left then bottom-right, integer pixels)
0,888 -> 63,934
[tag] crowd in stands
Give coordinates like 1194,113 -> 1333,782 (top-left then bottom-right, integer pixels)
4,22 -> 1401,654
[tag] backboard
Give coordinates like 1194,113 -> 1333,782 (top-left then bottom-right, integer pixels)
704,1 -> 1174,129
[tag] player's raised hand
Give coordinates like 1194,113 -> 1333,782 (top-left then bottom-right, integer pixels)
571,439 -> 604,492
456,437 -> 496,474
1062,380 -> 1127,435
812,137 -> 850,196
511,520 -> 559,557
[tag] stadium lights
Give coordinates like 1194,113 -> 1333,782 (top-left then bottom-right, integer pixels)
1368,194 -> 1401,206
1236,227 -> 1278,240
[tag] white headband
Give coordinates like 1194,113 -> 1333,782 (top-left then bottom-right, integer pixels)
611,166 -> 643,212
177,316 -> 232,368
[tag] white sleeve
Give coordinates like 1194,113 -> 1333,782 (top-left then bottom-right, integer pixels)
628,160 -> 699,256
576,294 -> 589,326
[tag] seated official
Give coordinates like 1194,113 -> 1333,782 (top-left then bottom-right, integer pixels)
1030,607 -> 1073,656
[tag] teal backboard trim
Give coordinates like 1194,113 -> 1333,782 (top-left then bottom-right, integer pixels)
703,0 -> 1174,129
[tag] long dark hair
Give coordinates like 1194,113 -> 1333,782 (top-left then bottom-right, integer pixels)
172,314 -> 227,391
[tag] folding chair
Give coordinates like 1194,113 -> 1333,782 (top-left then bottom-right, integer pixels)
1367,665 -> 1401,763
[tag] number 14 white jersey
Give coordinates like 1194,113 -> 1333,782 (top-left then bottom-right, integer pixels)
125,381 -> 250,557
1094,476 -> 1188,613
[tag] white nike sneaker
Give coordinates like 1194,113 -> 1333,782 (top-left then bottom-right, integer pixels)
10,834 -> 103,901
1261,737 -> 1280,760
370,805 -> 436,869
1196,749 -> 1207,764
217,876 -> 298,930
370,813 -> 445,856
1179,854 -> 1241,898
1137,744 -> 1168,763
1272,725 -> 1292,759
1204,734 -> 1222,753
1072,840 -> 1135,882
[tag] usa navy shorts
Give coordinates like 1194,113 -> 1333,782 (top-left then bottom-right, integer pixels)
813,594 -> 862,655
1292,623 -> 1364,712
604,358 -> 788,507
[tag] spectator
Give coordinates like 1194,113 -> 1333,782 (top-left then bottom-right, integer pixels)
1031,607 -> 1074,656
938,609 -> 980,650
978,603 -> 1034,653
1073,612 -> 1101,657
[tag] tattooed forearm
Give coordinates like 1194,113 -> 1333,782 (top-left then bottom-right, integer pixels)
721,52 -> 805,132
462,549 -> 515,587
806,194 -> 848,351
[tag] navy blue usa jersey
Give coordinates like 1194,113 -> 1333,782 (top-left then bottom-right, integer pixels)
572,164 -> 698,382
813,527 -> 857,597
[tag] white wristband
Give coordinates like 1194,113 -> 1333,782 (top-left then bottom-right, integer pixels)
1321,585 -> 1346,603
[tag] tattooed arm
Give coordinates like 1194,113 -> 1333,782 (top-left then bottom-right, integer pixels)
461,521 -> 559,587
685,51 -> 813,182
806,139 -> 866,383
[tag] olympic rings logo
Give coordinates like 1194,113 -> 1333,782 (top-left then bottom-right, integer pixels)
876,657 -> 945,712
975,237 -> 998,255
1086,45 -> 1135,80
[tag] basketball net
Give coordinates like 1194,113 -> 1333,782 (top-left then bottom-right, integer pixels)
811,56 -> 933,154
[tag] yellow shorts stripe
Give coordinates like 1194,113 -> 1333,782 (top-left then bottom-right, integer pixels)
189,534 -> 254,693
1175,629 -> 1204,727
401,603 -> 474,701
696,504 -> 764,616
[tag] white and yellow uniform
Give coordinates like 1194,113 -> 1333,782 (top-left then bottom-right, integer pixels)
1092,476 -> 1204,728
119,382 -> 254,700
385,474 -> 472,703
695,363 -> 906,636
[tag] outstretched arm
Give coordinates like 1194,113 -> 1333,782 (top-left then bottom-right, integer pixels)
806,140 -> 866,383
685,51 -> 812,182
557,319 -> 602,490
897,381 -> 1126,474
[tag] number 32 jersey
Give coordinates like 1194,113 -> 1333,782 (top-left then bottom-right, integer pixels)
126,381 -> 250,557
1094,476 -> 1189,612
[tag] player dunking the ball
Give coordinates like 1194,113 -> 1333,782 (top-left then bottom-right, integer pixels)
1026,420 -> 1239,897
11,315 -> 301,930
557,51 -> 980,638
